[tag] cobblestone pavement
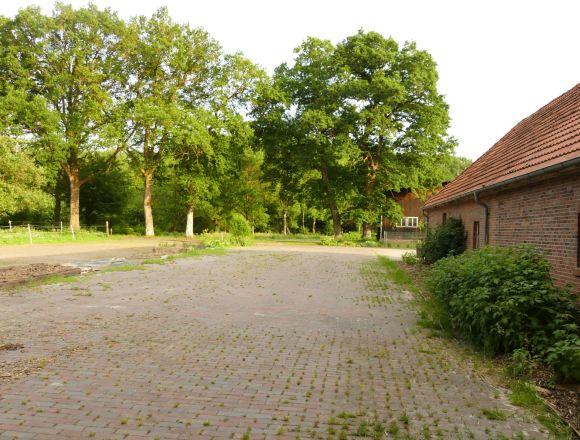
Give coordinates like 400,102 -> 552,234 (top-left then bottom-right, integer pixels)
0,248 -> 546,439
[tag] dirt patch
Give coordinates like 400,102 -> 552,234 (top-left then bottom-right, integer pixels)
0,343 -> 24,351
0,263 -> 81,289
537,381 -> 580,435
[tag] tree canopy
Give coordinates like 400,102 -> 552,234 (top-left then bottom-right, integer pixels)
0,5 -> 465,238
254,31 -> 455,237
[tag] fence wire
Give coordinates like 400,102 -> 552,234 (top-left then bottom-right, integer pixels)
0,221 -> 113,244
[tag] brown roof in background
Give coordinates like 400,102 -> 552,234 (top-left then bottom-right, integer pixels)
425,83 -> 580,208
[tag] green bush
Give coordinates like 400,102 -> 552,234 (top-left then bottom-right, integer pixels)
401,252 -> 418,265
419,218 -> 466,264
425,245 -> 580,382
340,231 -> 364,241
320,236 -> 339,246
228,213 -> 252,246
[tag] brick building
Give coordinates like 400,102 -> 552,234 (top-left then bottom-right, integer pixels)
384,190 -> 424,230
423,83 -> 580,292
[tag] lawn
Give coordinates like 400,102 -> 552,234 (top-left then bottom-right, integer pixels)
0,227 -> 117,245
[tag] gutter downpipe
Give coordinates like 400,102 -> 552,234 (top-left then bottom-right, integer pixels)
421,207 -> 430,234
473,191 -> 489,246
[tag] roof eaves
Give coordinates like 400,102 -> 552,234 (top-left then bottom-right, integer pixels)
423,155 -> 580,210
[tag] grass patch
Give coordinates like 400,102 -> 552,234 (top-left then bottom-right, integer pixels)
510,382 -> 543,407
101,264 -> 147,272
255,232 -> 321,242
140,247 -> 227,265
172,247 -> 226,259
377,256 -> 416,290
6,273 -> 82,292
481,408 -> 508,421
0,227 -> 123,246
509,382 -> 570,438
141,257 -> 168,265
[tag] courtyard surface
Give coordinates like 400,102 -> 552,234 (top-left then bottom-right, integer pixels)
0,247 -> 546,439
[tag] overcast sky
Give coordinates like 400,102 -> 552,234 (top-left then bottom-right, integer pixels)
2,0 -> 579,160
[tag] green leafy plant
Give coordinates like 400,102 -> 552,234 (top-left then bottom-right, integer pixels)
425,245 -> 580,381
418,217 -> 466,264
401,252 -> 418,265
505,348 -> 534,380
229,213 -> 252,246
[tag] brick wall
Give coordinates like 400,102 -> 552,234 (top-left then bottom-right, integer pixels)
425,171 -> 580,292
426,199 -> 486,250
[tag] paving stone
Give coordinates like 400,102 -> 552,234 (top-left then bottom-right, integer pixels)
0,249 -> 548,439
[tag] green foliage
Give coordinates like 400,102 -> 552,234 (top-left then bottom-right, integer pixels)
505,349 -> 534,380
255,31 -> 454,238
377,256 -> 416,289
481,408 -> 507,421
0,4 -> 128,228
0,137 -> 53,221
229,213 -> 252,246
425,245 -> 580,381
401,252 -> 418,265
319,234 -> 381,248
78,154 -> 143,227
419,218 -> 466,264
0,227 -> 111,245
509,381 -> 543,408
320,236 -> 340,246
0,6 -> 457,236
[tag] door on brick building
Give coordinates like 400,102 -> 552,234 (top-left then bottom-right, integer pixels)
473,221 -> 480,249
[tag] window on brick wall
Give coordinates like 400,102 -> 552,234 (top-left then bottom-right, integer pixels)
577,213 -> 579,269
473,221 -> 480,250
442,213 -> 447,224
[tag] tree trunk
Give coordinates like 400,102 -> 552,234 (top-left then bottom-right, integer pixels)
362,222 -> 373,239
320,161 -> 341,238
66,168 -> 81,231
302,209 -> 305,234
283,209 -> 288,235
185,205 -> 194,238
312,218 -> 316,234
53,173 -> 64,225
330,204 -> 342,238
362,167 -> 378,240
143,171 -> 155,237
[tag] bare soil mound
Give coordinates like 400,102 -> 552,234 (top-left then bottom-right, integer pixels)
0,263 -> 81,289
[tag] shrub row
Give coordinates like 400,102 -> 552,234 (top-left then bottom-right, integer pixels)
425,245 -> 580,382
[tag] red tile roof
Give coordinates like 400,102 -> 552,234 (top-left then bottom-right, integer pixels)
425,83 -> 580,208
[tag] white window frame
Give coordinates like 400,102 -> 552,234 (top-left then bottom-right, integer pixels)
398,216 -> 419,228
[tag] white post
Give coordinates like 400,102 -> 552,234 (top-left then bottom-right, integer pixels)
221,232 -> 224,242
8,220 -> 12,231
27,224 -> 32,244
60,221 -> 63,234
110,228 -> 113,235
70,224 -> 75,240
106,221 -> 109,237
